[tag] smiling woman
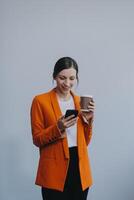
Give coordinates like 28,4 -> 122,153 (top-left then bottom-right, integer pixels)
54,68 -> 77,100
53,57 -> 79,100
30,57 -> 95,200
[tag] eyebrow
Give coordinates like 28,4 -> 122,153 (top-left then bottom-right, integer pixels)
59,75 -> 75,78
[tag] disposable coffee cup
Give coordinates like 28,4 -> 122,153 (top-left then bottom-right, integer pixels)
80,95 -> 93,112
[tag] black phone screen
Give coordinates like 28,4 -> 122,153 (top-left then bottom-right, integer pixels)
65,109 -> 78,118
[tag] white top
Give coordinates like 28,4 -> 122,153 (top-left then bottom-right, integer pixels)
58,96 -> 77,147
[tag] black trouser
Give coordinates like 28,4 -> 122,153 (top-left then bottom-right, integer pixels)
41,146 -> 89,200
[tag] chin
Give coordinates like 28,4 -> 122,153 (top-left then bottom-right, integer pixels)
62,89 -> 69,93
64,89 -> 71,94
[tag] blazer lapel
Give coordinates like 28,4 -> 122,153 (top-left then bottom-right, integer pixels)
49,88 -> 69,159
49,88 -> 80,120
70,91 -> 83,158
70,90 -> 80,111
49,88 -> 81,159
49,88 -> 63,120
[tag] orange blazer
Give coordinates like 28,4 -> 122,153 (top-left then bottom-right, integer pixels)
30,88 -> 93,191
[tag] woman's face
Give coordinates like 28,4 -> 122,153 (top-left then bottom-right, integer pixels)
55,68 -> 77,95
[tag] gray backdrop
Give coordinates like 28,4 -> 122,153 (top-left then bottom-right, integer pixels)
1,0 -> 134,200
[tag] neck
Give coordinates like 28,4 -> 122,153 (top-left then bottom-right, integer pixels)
55,87 -> 71,101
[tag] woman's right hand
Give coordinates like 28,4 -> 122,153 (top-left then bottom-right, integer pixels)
57,115 -> 78,133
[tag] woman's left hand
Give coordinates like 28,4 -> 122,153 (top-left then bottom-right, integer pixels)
80,100 -> 95,122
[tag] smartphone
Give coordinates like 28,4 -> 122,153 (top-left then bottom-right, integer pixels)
65,109 -> 78,118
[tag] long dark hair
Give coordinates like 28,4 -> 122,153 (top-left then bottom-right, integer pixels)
53,57 -> 79,83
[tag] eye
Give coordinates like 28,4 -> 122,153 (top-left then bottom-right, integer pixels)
70,77 -> 75,80
59,76 -> 65,80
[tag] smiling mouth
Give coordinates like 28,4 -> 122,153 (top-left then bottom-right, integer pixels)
62,86 -> 70,90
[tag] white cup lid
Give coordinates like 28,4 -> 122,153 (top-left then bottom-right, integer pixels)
80,95 -> 93,98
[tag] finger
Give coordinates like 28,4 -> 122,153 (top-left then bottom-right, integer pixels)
87,108 -> 95,113
88,105 -> 95,108
87,105 -> 95,109
65,114 -> 75,121
66,121 -> 77,128
66,117 -> 77,124
82,109 -> 94,114
88,108 -> 94,112
89,101 -> 95,105
65,118 -> 77,127
89,109 -> 94,112
64,118 -> 77,127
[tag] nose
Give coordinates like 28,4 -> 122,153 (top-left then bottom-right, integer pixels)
64,79 -> 70,87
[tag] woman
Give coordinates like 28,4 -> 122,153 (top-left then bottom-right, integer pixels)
30,57 -> 95,200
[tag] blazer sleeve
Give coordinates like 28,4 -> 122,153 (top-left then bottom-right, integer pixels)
83,122 -> 93,145
80,115 -> 93,145
30,97 -> 62,147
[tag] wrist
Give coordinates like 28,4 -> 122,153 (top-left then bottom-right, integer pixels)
88,117 -> 94,125
57,121 -> 65,133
